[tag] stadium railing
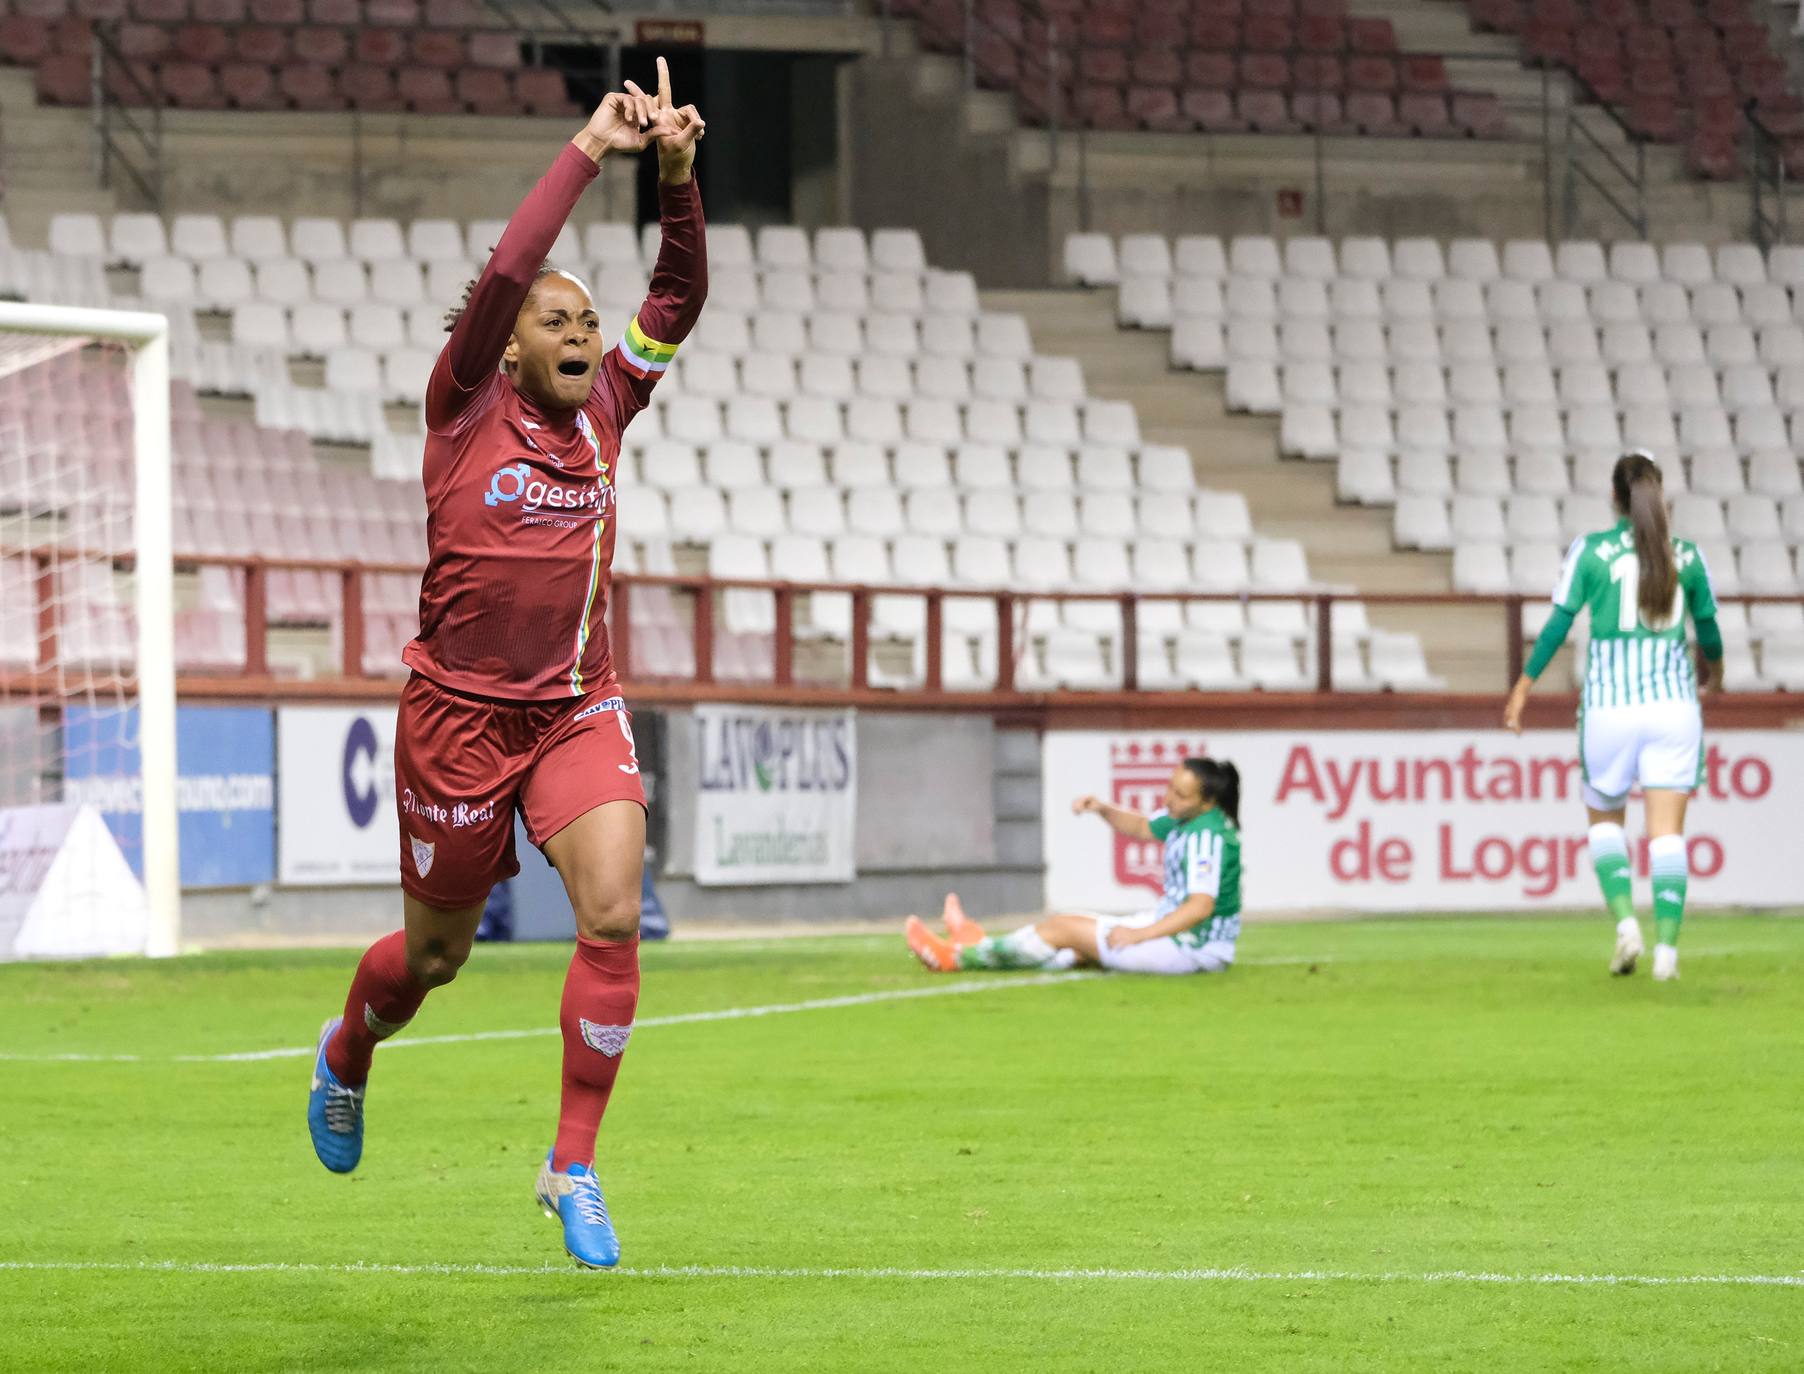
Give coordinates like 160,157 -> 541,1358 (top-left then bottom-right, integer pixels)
7,548 -> 1803,718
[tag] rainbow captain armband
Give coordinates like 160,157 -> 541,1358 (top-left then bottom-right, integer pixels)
616,315 -> 679,379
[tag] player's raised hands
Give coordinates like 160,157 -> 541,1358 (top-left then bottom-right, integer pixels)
575,79 -> 683,161
629,56 -> 705,183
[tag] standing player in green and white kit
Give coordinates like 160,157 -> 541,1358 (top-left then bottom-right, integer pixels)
1504,452 -> 1724,982
904,758 -> 1243,976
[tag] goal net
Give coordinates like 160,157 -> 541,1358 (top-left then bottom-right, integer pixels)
0,302 -> 178,960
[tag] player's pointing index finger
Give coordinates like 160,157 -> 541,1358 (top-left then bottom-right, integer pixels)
656,55 -> 672,108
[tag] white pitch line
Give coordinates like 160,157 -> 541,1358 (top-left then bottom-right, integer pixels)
0,971 -> 1097,1065
0,1258 -> 1799,1289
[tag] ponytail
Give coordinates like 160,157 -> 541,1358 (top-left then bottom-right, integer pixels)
1612,451 -> 1676,625
1185,757 -> 1241,828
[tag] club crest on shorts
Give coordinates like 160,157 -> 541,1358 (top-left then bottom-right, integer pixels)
410,834 -> 436,878
579,1019 -> 632,1057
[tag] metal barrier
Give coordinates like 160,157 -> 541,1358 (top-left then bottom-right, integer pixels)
92,21 -> 163,212
8,549 -> 1800,703
1748,107 -> 1789,249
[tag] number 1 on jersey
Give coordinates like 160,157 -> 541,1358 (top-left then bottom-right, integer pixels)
1609,555 -> 1682,632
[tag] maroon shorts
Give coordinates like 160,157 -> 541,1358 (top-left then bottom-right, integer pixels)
393,672 -> 646,908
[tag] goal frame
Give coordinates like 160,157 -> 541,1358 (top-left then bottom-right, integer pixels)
0,301 -> 179,957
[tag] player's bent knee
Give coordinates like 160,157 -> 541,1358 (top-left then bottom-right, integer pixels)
408,946 -> 469,988
574,892 -> 641,942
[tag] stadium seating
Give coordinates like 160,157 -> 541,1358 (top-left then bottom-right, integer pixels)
1073,227 -> 1804,688
888,0 -> 1506,140
1467,0 -> 1804,180
0,0 -> 581,116
0,208 -> 1419,692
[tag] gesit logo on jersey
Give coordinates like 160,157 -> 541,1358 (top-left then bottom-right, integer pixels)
483,412 -> 614,528
1109,738 -> 1207,895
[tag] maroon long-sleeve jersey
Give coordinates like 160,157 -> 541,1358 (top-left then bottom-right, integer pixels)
402,142 -> 706,700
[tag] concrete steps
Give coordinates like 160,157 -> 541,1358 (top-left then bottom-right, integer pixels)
984,287 -> 1514,689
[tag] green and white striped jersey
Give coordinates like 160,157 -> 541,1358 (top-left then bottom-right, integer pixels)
1552,519 -> 1718,708
1146,806 -> 1242,948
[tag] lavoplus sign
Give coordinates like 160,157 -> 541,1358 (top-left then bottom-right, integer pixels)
694,705 -> 856,886
1043,730 -> 1803,913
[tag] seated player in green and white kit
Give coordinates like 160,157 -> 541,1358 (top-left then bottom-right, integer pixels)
1504,451 -> 1724,983
905,758 -> 1243,976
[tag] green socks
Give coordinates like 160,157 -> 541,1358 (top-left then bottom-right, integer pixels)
1586,823 -> 1635,924
959,926 -> 1059,971
1649,835 -> 1688,949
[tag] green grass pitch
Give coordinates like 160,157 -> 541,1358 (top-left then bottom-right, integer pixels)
2,915 -> 1800,1372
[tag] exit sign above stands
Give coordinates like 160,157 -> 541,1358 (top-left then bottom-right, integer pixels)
636,20 -> 704,45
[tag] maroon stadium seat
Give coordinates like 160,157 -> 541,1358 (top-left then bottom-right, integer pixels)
1243,0 -> 1296,17
191,0 -> 244,19
1080,49 -> 1128,84
1236,89 -> 1298,134
0,15 -> 54,61
407,29 -> 461,67
421,0 -> 475,16
456,66 -> 511,115
1346,56 -> 1398,94
1469,0 -> 1523,34
291,25 -> 347,64
1131,49 -> 1180,87
306,0 -> 356,20
1686,135 -> 1740,181
34,51 -> 90,104
277,62 -> 339,109
1188,14 -> 1238,51
1241,15 -> 1294,53
366,0 -> 419,22
1627,94 -> 1682,142
220,60 -> 282,109
1080,9 -> 1131,47
1297,0 -> 1343,18
1298,15 -> 1344,53
1646,0 -> 1693,24
398,67 -> 460,114
249,0 -> 302,20
1692,96 -> 1742,138
1784,139 -> 1804,181
131,0 -> 187,19
342,62 -> 403,111
1293,54 -> 1343,94
1346,91 -> 1403,135
354,27 -> 407,65
1077,83 -> 1135,132
1400,56 -> 1448,94
515,68 -> 575,117
973,35 -> 1018,88
1181,87 -> 1244,133
73,0 -> 128,18
1239,53 -> 1290,91
1576,54 -> 1626,103
234,23 -> 288,62
1135,9 -> 1183,48
1348,16 -> 1398,53
1521,20 -> 1574,65
1185,51 -> 1235,89
467,30 -> 522,69
159,60 -> 225,109
1292,90 -> 1350,133
1592,0 -> 1637,25
1451,92 -> 1508,140
174,23 -> 231,63
1398,92 -> 1453,137
1126,84 -> 1190,131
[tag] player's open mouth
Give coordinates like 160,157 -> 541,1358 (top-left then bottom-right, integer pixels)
557,359 -> 589,377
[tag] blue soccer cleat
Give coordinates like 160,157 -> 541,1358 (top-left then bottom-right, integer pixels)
536,1151 -> 621,1268
307,1016 -> 365,1174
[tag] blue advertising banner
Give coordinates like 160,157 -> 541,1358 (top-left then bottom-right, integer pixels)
62,705 -> 277,889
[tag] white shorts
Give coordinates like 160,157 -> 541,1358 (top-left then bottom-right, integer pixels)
1579,699 -> 1703,811
1093,910 -> 1235,976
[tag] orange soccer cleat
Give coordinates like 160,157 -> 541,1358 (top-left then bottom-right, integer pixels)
905,915 -> 960,972
941,892 -> 987,946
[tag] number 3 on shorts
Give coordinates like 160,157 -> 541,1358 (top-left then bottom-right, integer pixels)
616,710 -> 640,776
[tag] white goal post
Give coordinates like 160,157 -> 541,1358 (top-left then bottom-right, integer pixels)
0,301 -> 179,957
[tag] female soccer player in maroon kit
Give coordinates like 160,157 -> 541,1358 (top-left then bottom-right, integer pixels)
306,61 -> 706,1269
